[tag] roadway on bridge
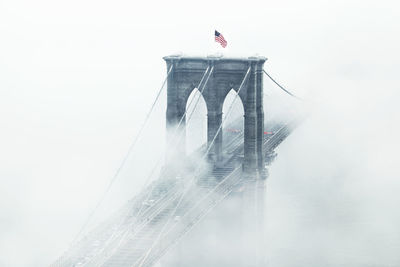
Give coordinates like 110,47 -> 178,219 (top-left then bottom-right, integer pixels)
52,116 -> 302,267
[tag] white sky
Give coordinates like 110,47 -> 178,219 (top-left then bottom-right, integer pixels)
1,0 -> 400,266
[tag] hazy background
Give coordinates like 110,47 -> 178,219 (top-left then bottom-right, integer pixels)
1,0 -> 399,266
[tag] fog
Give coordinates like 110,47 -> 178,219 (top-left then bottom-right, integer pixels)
0,0 -> 399,266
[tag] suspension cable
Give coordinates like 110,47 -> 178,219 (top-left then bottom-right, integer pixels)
263,69 -> 302,100
97,66 -> 213,266
133,66 -> 213,197
169,66 -> 214,150
204,67 -> 251,159
169,66 -> 213,148
70,65 -> 174,246
137,66 -> 251,267
135,66 -> 213,204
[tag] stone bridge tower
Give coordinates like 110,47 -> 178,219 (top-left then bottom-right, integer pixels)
164,55 -> 267,178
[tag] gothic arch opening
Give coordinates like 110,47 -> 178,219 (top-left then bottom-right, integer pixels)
185,88 -> 207,155
222,89 -> 245,152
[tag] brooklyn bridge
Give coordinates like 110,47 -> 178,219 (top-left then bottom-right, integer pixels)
51,55 -> 304,267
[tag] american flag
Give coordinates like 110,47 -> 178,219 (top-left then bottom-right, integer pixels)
215,30 -> 227,48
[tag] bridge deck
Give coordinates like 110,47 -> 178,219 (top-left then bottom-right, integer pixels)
51,116 -> 302,267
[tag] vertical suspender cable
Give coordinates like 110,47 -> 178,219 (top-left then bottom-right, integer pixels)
131,66 -> 213,197
137,66 -> 251,267
96,67 -> 213,267
169,66 -> 213,148
200,66 -> 251,165
169,66 -> 214,150
70,65 -> 173,246
133,66 -> 212,202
